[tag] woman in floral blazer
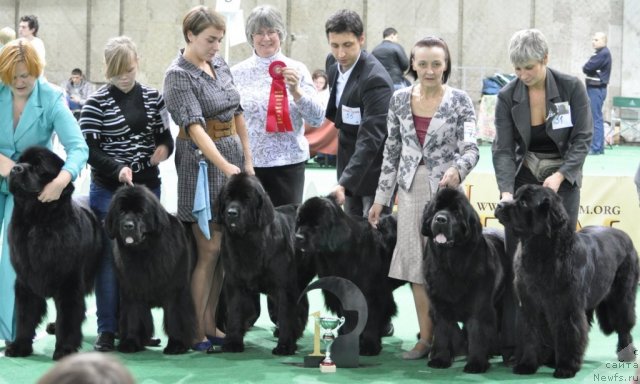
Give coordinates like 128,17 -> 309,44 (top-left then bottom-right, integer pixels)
369,36 -> 479,360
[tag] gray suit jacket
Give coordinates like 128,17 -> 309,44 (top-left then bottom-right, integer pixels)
492,67 -> 593,195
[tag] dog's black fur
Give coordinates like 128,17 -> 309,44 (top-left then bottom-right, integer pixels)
105,185 -> 195,354
495,184 -> 638,378
5,146 -> 102,360
295,195 -> 401,356
215,173 -> 314,355
421,187 -> 512,373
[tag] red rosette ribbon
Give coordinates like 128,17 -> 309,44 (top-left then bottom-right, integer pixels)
266,60 -> 293,133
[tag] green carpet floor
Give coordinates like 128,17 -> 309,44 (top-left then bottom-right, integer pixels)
1,286 -> 639,384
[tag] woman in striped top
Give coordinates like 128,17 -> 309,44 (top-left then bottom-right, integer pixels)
80,36 -> 174,353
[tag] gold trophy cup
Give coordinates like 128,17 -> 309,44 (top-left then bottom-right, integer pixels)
318,316 -> 346,373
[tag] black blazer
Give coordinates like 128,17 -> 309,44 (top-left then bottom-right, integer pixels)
325,50 -> 393,196
492,67 -> 593,194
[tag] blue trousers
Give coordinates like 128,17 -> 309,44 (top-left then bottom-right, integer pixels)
587,86 -> 607,154
91,183 -> 160,334
0,191 -> 16,341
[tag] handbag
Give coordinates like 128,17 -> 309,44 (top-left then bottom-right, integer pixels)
524,152 -> 564,182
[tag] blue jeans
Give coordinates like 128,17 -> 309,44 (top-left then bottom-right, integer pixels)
90,183 -> 160,334
587,86 -> 607,154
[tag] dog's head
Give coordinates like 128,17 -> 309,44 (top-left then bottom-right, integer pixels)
494,184 -> 568,239
8,146 -> 74,201
105,185 -> 170,246
295,195 -> 351,253
421,188 -> 481,248
214,173 -> 274,236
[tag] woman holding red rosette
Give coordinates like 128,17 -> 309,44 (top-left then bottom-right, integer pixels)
231,5 -> 324,207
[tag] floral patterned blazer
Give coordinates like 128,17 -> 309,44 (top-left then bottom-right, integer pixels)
374,85 -> 479,206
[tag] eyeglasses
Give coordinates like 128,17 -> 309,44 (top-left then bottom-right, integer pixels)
252,29 -> 279,39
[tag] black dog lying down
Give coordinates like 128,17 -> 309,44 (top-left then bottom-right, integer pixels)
495,184 -> 638,378
215,173 -> 314,355
421,188 -> 513,373
6,146 -> 102,360
105,185 -> 195,354
295,195 -> 401,356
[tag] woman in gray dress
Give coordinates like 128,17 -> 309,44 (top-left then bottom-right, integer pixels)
163,5 -> 254,351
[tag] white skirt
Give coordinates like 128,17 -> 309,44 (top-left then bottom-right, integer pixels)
388,165 -> 432,284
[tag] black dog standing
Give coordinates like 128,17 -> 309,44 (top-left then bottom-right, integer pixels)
421,188 -> 512,373
295,195 -> 401,356
6,147 -> 102,360
105,185 -> 195,354
215,173 -> 314,355
495,184 -> 638,378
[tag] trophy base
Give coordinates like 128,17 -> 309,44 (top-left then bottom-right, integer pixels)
319,362 -> 337,373
304,355 -> 324,368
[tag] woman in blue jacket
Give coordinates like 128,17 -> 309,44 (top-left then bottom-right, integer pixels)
0,39 -> 88,342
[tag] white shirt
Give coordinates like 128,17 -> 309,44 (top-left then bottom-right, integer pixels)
335,52 -> 361,108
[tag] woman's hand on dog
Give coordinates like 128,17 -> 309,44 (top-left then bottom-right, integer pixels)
438,167 -> 461,188
118,167 -> 134,186
542,171 -> 565,192
38,170 -> 72,203
368,203 -> 383,229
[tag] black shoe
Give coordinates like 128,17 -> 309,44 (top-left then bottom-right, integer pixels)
94,332 -> 115,352
145,337 -> 161,347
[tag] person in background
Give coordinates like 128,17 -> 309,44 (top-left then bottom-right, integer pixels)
0,27 -> 16,49
37,352 -> 135,384
305,69 -> 338,166
231,5 -> 323,207
18,15 -> 46,71
369,36 -> 479,360
163,5 -> 254,351
62,68 -> 94,115
0,39 -> 88,343
372,27 -> 410,90
80,36 -> 173,352
582,31 -> 611,155
324,9 -> 394,217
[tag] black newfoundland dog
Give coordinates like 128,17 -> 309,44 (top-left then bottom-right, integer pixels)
6,146 -> 102,360
295,195 -> 401,356
421,188 -> 512,373
495,184 -> 639,378
105,185 -> 195,354
215,173 -> 314,355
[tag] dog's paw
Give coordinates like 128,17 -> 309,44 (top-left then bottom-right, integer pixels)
4,342 -> 33,357
222,338 -> 244,353
272,343 -> 296,355
163,339 -> 189,355
463,360 -> 490,374
117,338 -> 144,353
618,347 -> 636,362
53,346 -> 77,361
513,362 -> 538,375
359,339 -> 382,356
553,367 -> 577,379
428,357 -> 452,369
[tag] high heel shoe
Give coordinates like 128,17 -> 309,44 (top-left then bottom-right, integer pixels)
402,339 -> 432,360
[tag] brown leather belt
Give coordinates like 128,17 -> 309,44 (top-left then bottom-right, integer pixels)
177,119 -> 236,141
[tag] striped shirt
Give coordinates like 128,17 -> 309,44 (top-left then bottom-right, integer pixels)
79,82 -> 173,190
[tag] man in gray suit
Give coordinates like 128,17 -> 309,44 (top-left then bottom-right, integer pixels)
324,9 -> 394,217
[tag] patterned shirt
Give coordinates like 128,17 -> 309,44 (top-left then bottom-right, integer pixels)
163,51 -> 241,130
80,82 -> 173,190
231,51 -> 324,167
